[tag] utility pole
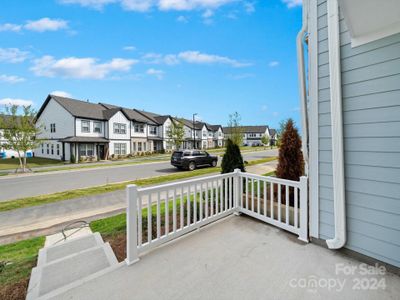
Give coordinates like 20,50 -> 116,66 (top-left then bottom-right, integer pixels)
193,113 -> 197,149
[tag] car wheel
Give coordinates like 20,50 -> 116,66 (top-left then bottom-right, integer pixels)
211,160 -> 217,167
188,161 -> 196,171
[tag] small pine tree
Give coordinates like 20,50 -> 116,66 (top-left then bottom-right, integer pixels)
221,139 -> 245,173
276,119 -> 304,181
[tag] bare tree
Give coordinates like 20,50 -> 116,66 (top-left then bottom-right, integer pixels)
227,112 -> 243,146
0,105 -> 42,172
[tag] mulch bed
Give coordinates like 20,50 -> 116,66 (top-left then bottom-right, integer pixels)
0,278 -> 29,300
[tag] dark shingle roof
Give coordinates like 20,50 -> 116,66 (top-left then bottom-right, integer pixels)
269,129 -> 277,137
51,96 -> 107,120
223,125 -> 269,134
59,136 -> 109,143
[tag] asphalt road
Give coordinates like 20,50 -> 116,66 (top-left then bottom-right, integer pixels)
0,149 -> 278,202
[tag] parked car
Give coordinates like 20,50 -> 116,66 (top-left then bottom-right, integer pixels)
171,150 -> 218,171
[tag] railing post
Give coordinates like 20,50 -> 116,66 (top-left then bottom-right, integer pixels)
233,168 -> 241,215
298,176 -> 309,242
125,184 -> 140,265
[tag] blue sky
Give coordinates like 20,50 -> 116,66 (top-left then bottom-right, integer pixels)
0,0 -> 302,128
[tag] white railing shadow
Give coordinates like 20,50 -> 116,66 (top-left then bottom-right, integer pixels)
126,169 -> 308,265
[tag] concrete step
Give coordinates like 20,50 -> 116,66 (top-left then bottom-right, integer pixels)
37,232 -> 103,265
27,239 -> 119,300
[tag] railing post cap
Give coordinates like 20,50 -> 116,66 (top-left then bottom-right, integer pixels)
234,168 -> 241,173
127,184 -> 138,189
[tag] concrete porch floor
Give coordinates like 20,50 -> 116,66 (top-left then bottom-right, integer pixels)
54,216 -> 400,300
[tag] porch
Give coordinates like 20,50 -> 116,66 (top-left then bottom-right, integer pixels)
53,215 -> 400,299
59,136 -> 109,162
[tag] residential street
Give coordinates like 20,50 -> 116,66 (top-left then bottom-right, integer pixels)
0,160 -> 278,244
0,149 -> 278,202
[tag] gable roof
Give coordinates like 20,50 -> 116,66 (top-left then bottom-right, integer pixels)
223,125 -> 269,134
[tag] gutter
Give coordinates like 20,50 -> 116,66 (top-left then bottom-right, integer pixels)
326,0 -> 346,249
296,0 -> 309,176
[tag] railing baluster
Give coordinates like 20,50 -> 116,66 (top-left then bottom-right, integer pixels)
193,184 -> 197,223
210,180 -> 214,216
278,184 -> 281,222
224,178 -> 228,211
240,177 -> 243,209
157,191 -> 161,239
165,190 -> 169,236
205,182 -> 209,218
251,178 -> 254,212
294,187 -> 298,228
173,188 -> 177,233
270,182 -> 274,220
257,179 -> 260,214
285,185 -> 289,225
187,185 -> 191,226
214,180 -> 218,215
245,176 -> 248,210
199,183 -> 203,221
230,176 -> 234,209
220,179 -> 223,213
263,180 -> 267,217
138,194 -> 142,246
147,194 -> 152,243
180,186 -> 184,229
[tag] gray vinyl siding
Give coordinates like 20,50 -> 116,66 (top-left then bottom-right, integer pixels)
316,0 -> 400,267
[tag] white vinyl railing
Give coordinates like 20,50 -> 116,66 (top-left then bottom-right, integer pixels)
126,169 -> 308,265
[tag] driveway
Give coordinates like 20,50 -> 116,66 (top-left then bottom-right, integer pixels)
0,149 -> 278,202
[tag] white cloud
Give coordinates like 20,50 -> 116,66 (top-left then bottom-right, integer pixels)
0,48 -> 29,63
229,73 -> 254,80
178,51 -> 251,67
202,9 -> 214,18
146,68 -> 165,79
123,45 -> 136,51
60,0 -> 238,12
0,18 -> 68,33
269,61 -> 279,67
143,51 -> 251,67
261,105 -> 268,111
24,18 -> 68,32
0,23 -> 22,32
0,98 -> 33,106
31,55 -> 138,79
272,111 -> 279,117
50,90 -> 72,97
176,15 -> 188,22
282,0 -> 302,8
0,74 -> 26,84
244,1 -> 255,13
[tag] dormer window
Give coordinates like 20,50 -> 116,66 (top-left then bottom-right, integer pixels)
134,124 -> 144,133
149,126 -> 157,135
114,123 -> 126,134
50,123 -> 56,133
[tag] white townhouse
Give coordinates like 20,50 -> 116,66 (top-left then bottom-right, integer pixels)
223,125 -> 272,146
35,95 -> 226,161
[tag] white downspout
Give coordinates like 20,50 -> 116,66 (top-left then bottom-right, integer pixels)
326,0 -> 346,249
296,0 -> 309,176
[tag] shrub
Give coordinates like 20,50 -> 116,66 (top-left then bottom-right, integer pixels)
221,139 -> 245,174
276,119 -> 304,181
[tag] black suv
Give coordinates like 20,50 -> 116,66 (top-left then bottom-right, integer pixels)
171,150 -> 218,171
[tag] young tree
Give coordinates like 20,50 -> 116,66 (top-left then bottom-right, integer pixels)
276,119 -> 288,147
276,119 -> 304,181
261,134 -> 270,147
0,105 -> 42,172
166,118 -> 185,149
227,112 -> 243,146
221,139 -> 245,173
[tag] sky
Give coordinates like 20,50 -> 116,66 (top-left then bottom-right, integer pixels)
0,0 -> 303,128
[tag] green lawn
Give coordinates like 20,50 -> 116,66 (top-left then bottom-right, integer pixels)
0,157 -> 277,213
0,157 -> 64,171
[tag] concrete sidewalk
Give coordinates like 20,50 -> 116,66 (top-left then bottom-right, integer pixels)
0,161 -> 277,244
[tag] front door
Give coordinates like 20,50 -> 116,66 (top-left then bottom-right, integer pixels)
98,145 -> 105,160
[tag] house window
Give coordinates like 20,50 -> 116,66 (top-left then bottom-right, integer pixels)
203,132 -> 207,137
79,144 -> 94,156
56,144 -> 60,155
41,143 -> 44,154
134,124 -> 144,133
114,143 -> 127,155
114,123 -> 126,134
138,142 -> 142,152
81,120 -> 90,133
132,142 -> 136,152
51,144 -> 54,155
149,126 -> 157,135
50,123 -> 56,133
143,142 -> 147,151
46,144 -> 49,154
94,122 -> 102,133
